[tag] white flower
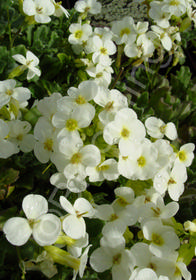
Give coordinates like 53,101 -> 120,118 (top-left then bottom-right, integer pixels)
12,50 -> 41,80
130,243 -> 175,279
58,134 -> 101,180
175,143 -> 195,167
139,195 -> 179,222
72,245 -> 92,280
37,92 -> 62,120
111,16 -> 137,45
86,35 -> 116,65
151,25 -> 173,51
118,140 -> 159,180
7,120 -> 35,153
23,0 -> 55,23
60,80 -> 98,118
68,23 -> 92,45
34,117 -> 58,163
0,79 -> 31,109
0,119 -> 19,158
142,219 -> 180,257
94,87 -> 128,124
60,196 -> 95,239
86,158 -> 119,182
3,194 -> 61,246
145,116 -> 178,140
95,203 -> 138,235
161,0 -> 187,17
153,162 -> 187,201
149,1 -> 171,28
86,62 -> 113,87
51,0 -> 69,17
90,231 -> 135,280
103,108 -> 146,149
74,0 -> 102,15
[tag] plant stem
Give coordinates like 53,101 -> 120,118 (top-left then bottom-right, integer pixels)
109,67 -> 124,89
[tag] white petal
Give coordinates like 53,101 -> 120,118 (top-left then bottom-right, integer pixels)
34,142 -> 51,163
136,268 -> 158,280
3,217 -> 32,246
165,122 -> 177,140
80,144 -> 101,166
22,194 -> 48,219
20,134 -> 35,153
12,87 -> 31,102
50,173 -> 68,189
0,139 -> 19,158
33,214 -> 61,246
90,247 -> 112,272
62,215 -> 86,239
60,196 -> 75,214
23,0 -> 36,16
12,54 -> 26,65
74,198 -> 95,218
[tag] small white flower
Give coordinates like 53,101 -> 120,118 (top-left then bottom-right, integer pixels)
0,79 -> 31,109
90,231 -> 135,280
34,117 -> 58,163
60,196 -> 95,239
68,23 -> 92,45
153,162 -> 187,201
145,116 -> 178,140
111,16 -> 137,45
175,143 -> 195,167
7,120 -> 35,153
0,119 -> 19,158
74,0 -> 102,15
86,158 -> 119,182
12,50 -> 41,80
151,25 -> 173,51
3,194 -> 61,246
94,87 -> 128,124
103,108 -> 146,149
142,219 -> 180,257
23,0 -> 55,23
51,0 -> 69,18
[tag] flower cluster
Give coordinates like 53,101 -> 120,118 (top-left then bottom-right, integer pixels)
1,0 -> 196,279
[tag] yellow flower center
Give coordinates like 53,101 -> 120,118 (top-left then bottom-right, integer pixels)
16,134 -> 23,141
96,164 -> 110,172
168,177 -> 176,185
137,156 -> 146,167
151,233 -> 164,246
96,72 -> 103,78
112,253 -> 122,265
66,119 -> 78,131
117,197 -> 129,207
75,30 -> 83,39
36,7 -> 43,14
75,95 -> 86,104
178,150 -> 187,162
70,152 -> 82,164
105,101 -> 114,111
6,89 -> 13,96
110,213 -> 118,221
44,139 -> 53,151
120,28 -> 130,37
100,47 -> 107,55
160,125 -> 166,134
170,0 -> 180,6
121,127 -> 130,138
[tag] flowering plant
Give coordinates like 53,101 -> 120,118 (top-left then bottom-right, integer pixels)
0,0 -> 196,279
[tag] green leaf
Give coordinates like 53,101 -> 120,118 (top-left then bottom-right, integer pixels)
0,168 -> 19,187
126,179 -> 153,196
178,235 -> 196,265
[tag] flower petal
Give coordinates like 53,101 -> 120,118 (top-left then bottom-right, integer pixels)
33,214 -> 61,246
22,194 -> 48,219
62,215 -> 86,239
3,217 -> 32,246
